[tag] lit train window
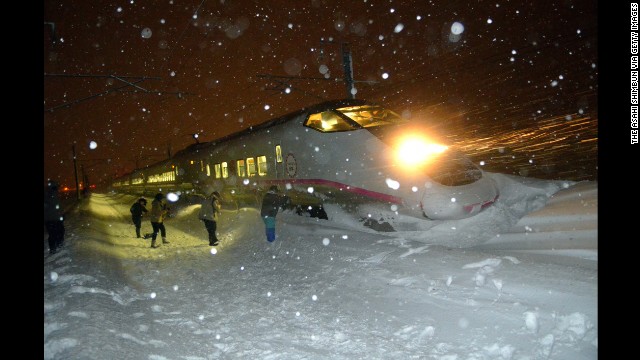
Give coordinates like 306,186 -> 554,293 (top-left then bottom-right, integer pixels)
257,156 -> 267,176
214,163 -> 221,179
246,157 -> 256,177
222,162 -> 229,178
304,105 -> 406,133
275,145 -> 282,163
206,164 -> 211,177
237,159 -> 246,177
200,160 -> 204,172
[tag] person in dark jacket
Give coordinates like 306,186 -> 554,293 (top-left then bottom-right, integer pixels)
130,197 -> 148,238
44,180 -> 65,254
198,191 -> 222,246
260,185 -> 290,242
149,193 -> 169,248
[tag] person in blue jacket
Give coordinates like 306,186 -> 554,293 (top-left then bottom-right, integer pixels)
260,185 -> 290,242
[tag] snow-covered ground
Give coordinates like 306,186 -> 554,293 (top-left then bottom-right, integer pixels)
44,172 -> 597,359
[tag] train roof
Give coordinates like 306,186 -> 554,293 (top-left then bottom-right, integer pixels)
173,98 -> 367,157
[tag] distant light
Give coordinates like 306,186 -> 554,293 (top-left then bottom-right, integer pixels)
307,187 -> 314,194
243,179 -> 250,185
394,23 -> 404,33
322,238 -> 330,246
312,294 -> 318,301
170,71 -> 176,77
50,272 -> 59,282
116,7 -> 122,12
264,104 -> 270,110
511,50 -> 517,55
390,204 -> 398,211
285,87 -> 291,94
382,73 -> 389,79
487,18 -> 493,24
390,8 -> 395,13
480,161 -> 485,166
416,15 -> 422,20
411,186 -> 418,192
89,141 -> 97,150
150,292 -> 156,299
210,248 -> 217,255
450,197 -> 456,203
451,22 -> 464,35
160,19 -> 165,24
288,23 -> 293,29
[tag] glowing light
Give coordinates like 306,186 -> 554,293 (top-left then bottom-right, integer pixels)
167,192 -> 179,202
89,141 -> 97,149
451,22 -> 464,35
385,178 -> 400,190
322,238 -> 330,246
397,138 -> 448,165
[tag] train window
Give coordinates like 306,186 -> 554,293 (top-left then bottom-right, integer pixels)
200,160 -> 204,172
247,157 -> 256,177
275,145 -> 282,163
206,164 -> 211,177
214,163 -> 221,179
222,162 -> 229,178
237,159 -> 246,177
257,156 -> 267,176
338,105 -> 405,128
190,160 -> 194,165
304,105 -> 406,133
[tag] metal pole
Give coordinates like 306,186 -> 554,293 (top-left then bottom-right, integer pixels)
341,43 -> 355,99
72,144 -> 81,200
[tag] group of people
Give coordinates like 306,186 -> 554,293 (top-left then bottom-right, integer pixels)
131,185 -> 290,247
44,182 -> 290,255
130,193 -> 170,248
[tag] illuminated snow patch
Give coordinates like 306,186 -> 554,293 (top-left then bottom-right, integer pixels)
385,178 -> 400,190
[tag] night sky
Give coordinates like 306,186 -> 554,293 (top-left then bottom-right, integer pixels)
43,0 -> 598,188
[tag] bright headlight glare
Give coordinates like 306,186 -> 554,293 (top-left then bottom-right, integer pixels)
398,138 -> 448,165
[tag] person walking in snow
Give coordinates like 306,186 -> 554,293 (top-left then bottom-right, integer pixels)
130,197 -> 148,238
198,191 -> 222,246
44,180 -> 65,254
149,193 -> 169,248
260,185 -> 290,242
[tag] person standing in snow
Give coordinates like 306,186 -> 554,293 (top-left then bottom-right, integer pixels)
130,197 -> 148,238
198,191 -> 222,246
260,185 -> 290,242
44,180 -> 65,254
149,193 -> 169,248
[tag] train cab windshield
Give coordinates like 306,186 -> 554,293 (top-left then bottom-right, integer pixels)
304,105 -> 406,133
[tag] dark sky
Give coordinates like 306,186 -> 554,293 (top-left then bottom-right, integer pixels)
43,0 -> 598,188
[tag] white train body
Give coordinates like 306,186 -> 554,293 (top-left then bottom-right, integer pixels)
113,99 -> 498,221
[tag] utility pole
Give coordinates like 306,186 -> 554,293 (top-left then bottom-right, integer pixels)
72,144 -> 81,200
341,43 -> 355,99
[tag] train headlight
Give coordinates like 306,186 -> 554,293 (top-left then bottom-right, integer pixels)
397,137 -> 448,165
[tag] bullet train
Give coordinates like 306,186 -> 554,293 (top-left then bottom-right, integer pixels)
111,99 -> 498,221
